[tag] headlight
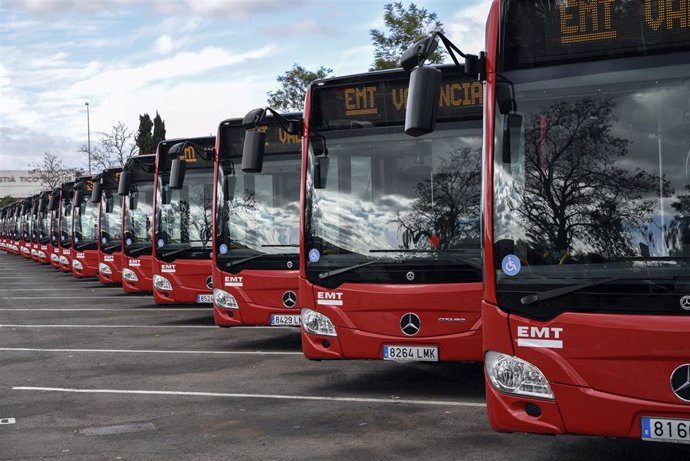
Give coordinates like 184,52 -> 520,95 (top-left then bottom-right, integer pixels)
213,288 -> 239,309
59,255 -> 68,264
301,308 -> 337,337
37,251 -> 46,258
50,254 -> 58,262
153,274 -> 172,291
122,268 -> 138,282
72,259 -> 84,270
485,351 -> 554,400
99,263 -> 112,275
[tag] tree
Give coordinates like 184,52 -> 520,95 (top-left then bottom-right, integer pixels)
267,64 -> 333,111
29,152 -> 83,190
80,121 -> 137,171
152,111 -> 166,148
0,196 -> 18,208
370,2 -> 446,70
135,114 -> 154,156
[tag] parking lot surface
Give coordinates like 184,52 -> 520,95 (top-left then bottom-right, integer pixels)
0,253 -> 688,460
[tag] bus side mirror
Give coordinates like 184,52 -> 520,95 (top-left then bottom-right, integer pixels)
90,182 -> 102,203
105,196 -> 115,214
242,130 -> 266,173
224,176 -> 237,201
129,195 -> 138,211
169,159 -> 187,190
404,66 -> 441,137
313,157 -> 330,190
118,171 -> 132,196
502,113 -> 524,164
48,196 -> 57,211
400,37 -> 439,72
242,108 -> 266,129
74,190 -> 84,206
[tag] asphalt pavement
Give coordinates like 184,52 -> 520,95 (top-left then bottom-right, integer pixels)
0,252 -> 688,460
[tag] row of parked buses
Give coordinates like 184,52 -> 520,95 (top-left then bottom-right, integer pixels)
2,0 -> 689,445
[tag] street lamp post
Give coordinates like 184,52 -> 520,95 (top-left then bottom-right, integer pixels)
85,102 -> 91,174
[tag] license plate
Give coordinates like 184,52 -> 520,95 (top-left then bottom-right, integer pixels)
270,314 -> 301,326
197,294 -> 213,303
642,417 -> 690,444
383,345 -> 438,362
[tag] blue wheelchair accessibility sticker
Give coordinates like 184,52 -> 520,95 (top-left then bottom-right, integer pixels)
501,254 -> 521,276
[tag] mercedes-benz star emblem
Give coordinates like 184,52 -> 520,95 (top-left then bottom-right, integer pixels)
681,295 -> 690,311
282,291 -> 297,308
205,276 -> 213,289
400,313 -> 421,336
287,261 -> 293,269
406,271 -> 415,281
670,364 -> 690,402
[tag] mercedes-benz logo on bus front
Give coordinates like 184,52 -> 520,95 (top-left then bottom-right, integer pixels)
205,276 -> 213,289
680,295 -> 690,311
400,313 -> 421,336
670,364 -> 690,402
282,291 -> 297,308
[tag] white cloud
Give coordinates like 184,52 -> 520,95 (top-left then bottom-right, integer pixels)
154,34 -> 175,54
446,0 -> 492,56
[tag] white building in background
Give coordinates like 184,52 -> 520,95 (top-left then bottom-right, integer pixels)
0,171 -> 43,198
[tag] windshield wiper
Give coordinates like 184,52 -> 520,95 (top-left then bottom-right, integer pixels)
127,244 -> 152,256
158,245 -> 210,259
368,249 -> 482,270
520,274 -> 675,305
223,252 -> 295,269
318,259 -> 397,280
103,243 -> 121,252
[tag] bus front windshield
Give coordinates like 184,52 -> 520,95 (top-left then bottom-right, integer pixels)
123,182 -> 154,253
100,192 -> 122,247
60,199 -> 72,248
493,58 -> 690,315
216,153 -> 301,265
156,170 -> 213,254
74,196 -> 99,245
305,124 -> 483,286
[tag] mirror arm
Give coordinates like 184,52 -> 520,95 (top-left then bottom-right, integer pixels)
248,107 -> 303,137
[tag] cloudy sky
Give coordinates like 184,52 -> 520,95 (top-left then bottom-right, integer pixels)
0,0 -> 491,171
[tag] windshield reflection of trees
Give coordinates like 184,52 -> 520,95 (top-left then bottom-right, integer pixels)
397,147 -> 481,251
160,181 -> 213,248
499,94 -> 689,266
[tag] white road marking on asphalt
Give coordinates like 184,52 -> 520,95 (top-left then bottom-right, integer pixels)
0,348 -> 301,355
0,418 -> 16,425
13,387 -> 487,408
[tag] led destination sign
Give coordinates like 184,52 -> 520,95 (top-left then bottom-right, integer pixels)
502,0 -> 690,69
220,120 -> 302,160
311,73 -> 483,132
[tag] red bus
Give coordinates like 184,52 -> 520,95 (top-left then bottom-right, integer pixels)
71,176 -> 99,278
28,195 -> 41,262
33,191 -> 51,264
120,154 -> 157,293
406,0 -> 690,442
92,167 -> 123,284
18,197 -> 33,259
55,181 -> 75,272
47,185 -> 65,268
287,67 -> 483,361
212,115 -> 302,327
151,137 -> 216,304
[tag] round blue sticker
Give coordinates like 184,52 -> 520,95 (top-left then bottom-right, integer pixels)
157,239 -> 165,248
219,243 -> 228,255
126,238 -> 132,246
501,254 -> 521,276
102,237 -> 107,244
308,248 -> 320,263
61,235 -> 65,241
74,237 -> 79,243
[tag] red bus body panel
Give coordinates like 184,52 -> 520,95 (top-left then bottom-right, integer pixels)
212,267 -> 300,326
98,250 -> 122,284
152,258 -> 212,304
71,249 -> 98,278
121,254 -> 153,293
